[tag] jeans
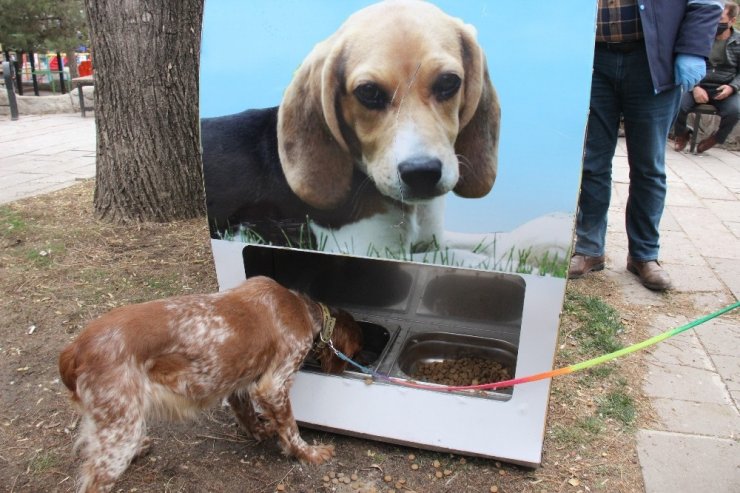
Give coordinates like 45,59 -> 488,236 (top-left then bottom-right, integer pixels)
575,44 -> 680,262
673,90 -> 740,144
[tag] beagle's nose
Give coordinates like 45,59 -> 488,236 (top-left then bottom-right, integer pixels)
398,156 -> 443,196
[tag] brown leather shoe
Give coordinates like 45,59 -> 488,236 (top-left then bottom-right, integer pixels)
568,254 -> 606,279
696,133 -> 718,153
673,131 -> 690,152
626,257 -> 672,291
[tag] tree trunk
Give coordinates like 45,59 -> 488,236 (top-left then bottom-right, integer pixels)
65,45 -> 79,80
84,0 -> 206,222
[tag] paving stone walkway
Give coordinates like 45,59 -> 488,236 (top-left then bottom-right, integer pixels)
605,139 -> 740,492
0,114 -> 95,204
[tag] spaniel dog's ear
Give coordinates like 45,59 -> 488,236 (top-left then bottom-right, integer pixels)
315,344 -> 345,375
278,36 -> 354,210
318,309 -> 362,375
453,24 -> 500,198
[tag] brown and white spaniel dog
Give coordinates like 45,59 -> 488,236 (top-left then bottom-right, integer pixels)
59,276 -> 362,493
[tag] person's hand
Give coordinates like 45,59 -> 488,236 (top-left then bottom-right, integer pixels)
674,54 -> 706,91
692,86 -> 710,104
713,84 -> 733,101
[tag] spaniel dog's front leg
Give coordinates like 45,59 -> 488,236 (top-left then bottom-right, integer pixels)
228,387 -> 276,442
252,374 -> 334,464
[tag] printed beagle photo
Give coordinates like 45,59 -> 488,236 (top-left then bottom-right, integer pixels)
201,0 -> 590,276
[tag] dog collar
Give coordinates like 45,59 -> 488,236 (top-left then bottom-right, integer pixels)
316,303 -> 336,348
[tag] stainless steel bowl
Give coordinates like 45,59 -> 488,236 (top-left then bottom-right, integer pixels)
395,332 -> 517,397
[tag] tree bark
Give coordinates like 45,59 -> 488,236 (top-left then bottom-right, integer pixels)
65,45 -> 79,80
84,0 -> 206,222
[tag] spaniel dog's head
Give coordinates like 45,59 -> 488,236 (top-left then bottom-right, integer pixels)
278,0 -> 500,208
314,308 -> 364,374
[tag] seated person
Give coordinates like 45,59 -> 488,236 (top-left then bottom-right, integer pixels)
674,1 -> 740,153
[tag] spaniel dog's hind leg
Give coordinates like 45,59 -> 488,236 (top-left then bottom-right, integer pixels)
252,373 -> 335,464
76,406 -> 147,493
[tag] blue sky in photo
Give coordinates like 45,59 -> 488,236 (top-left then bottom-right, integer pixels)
200,0 -> 597,233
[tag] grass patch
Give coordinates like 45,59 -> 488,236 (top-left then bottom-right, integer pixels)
577,364 -> 616,387
145,274 -> 186,298
551,415 -> 606,447
597,390 -> 636,427
0,206 -> 26,237
27,452 -> 59,474
564,291 -> 625,354
552,286 -> 639,449
577,415 -> 604,435
551,418 -> 599,446
25,243 -> 65,267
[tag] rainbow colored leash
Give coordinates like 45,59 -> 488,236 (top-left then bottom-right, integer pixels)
328,301 -> 740,392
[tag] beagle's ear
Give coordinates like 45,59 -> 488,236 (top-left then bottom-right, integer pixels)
454,24 -> 500,198
277,37 -> 354,209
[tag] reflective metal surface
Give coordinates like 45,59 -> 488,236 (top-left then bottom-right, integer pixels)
245,245 -> 525,399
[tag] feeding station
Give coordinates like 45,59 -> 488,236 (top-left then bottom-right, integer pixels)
199,0 -> 597,466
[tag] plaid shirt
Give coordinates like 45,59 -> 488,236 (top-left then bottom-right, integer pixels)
596,0 -> 644,43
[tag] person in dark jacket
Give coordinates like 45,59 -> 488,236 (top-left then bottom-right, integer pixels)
569,0 -> 723,291
674,1 -> 740,154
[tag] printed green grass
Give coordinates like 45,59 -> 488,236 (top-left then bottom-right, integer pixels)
220,225 -> 569,276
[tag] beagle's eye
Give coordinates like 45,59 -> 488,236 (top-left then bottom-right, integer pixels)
353,83 -> 389,110
433,73 -> 462,101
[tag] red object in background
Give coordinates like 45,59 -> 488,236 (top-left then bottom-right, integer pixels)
49,56 -> 67,71
78,60 -> 93,77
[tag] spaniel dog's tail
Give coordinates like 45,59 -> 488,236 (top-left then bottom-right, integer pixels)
59,343 -> 81,403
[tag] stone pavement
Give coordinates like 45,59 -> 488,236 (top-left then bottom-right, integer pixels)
0,114 -> 95,204
0,114 -> 738,491
605,139 -> 740,492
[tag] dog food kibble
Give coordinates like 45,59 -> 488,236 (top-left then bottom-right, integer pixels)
435,471 -> 443,479
411,463 -> 419,470
384,475 -> 392,482
410,357 -> 511,387
432,459 -> 441,468
408,454 -> 415,460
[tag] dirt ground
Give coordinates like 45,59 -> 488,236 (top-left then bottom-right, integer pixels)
1,181 -> 654,493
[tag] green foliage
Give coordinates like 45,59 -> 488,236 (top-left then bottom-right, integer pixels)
0,206 -> 26,237
564,291 -> 625,354
27,451 -> 59,474
597,390 -> 636,426
0,0 -> 88,52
